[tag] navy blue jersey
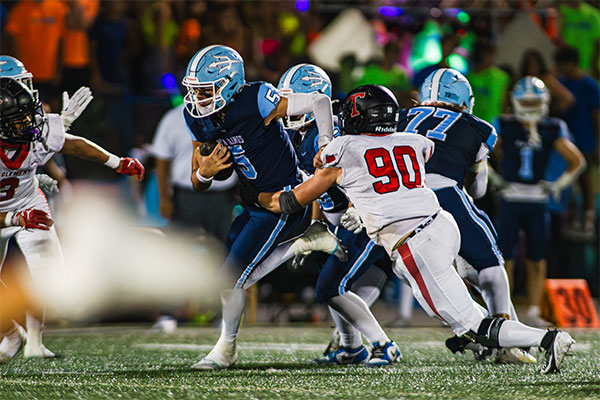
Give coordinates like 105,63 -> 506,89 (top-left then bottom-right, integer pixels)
397,105 -> 497,188
286,120 -> 347,213
493,115 -> 568,184
185,81 -> 300,192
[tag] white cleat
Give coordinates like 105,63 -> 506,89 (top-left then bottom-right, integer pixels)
291,222 -> 347,262
365,341 -> 401,367
191,340 -> 238,370
495,347 -> 537,364
0,329 -> 24,364
540,329 -> 575,374
24,343 -> 56,359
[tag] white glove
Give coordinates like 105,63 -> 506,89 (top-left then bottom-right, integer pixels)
340,206 -> 363,234
61,86 -> 93,131
36,174 -> 59,196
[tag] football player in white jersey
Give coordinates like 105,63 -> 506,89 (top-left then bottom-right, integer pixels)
0,77 -> 144,363
258,84 -> 574,374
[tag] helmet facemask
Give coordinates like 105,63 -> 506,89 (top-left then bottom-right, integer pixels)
182,77 -> 229,118
278,88 -> 314,130
0,101 -> 44,144
512,96 -> 548,126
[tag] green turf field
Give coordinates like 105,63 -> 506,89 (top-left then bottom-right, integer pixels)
1,325 -> 598,399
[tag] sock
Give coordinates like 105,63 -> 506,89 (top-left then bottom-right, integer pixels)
497,319 -> 546,348
478,266 -> 513,317
353,286 -> 380,307
329,306 -> 362,349
241,243 -> 294,289
219,289 -> 245,341
399,282 -> 414,320
328,292 -> 388,344
26,313 -> 42,349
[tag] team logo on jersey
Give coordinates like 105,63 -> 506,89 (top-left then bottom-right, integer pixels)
325,154 -> 336,164
348,92 -> 366,117
208,55 -> 242,75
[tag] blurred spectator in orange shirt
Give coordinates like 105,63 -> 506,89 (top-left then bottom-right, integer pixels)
5,0 -> 68,104
62,0 -> 99,93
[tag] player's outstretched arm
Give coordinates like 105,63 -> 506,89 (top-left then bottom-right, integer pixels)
190,141 -> 232,192
543,137 -> 586,196
258,167 -> 341,213
60,134 -> 145,181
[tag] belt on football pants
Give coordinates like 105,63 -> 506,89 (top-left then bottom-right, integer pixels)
392,211 -> 439,251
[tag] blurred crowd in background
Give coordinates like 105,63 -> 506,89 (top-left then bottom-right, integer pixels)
0,0 -> 598,317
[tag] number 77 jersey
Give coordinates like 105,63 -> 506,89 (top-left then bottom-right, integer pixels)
321,132 -> 440,237
397,105 -> 497,188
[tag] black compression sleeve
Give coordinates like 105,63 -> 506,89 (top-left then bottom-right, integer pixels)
279,191 -> 304,214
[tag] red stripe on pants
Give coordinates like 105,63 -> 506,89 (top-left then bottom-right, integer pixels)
398,243 -> 446,323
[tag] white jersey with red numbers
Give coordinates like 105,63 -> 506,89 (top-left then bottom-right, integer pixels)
322,132 -> 486,337
321,132 -> 440,240
0,113 -> 65,212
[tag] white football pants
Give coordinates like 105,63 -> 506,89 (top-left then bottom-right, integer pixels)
391,210 -> 485,336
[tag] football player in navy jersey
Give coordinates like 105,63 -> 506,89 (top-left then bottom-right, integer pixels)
493,76 -> 585,327
182,45 -> 337,370
277,64 -> 399,366
397,68 -> 533,363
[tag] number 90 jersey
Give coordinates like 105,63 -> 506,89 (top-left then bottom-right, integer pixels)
321,132 -> 439,237
0,114 -> 65,211
185,81 -> 301,192
397,106 -> 497,188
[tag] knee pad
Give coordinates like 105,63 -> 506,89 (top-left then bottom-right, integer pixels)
469,317 -> 506,348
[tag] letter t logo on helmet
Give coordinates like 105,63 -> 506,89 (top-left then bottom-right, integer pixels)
348,92 -> 366,117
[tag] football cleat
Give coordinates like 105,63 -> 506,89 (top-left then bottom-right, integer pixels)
191,339 -> 238,370
291,222 -> 347,262
322,327 -> 341,356
495,347 -> 537,365
540,329 -> 575,374
0,328 -> 24,364
365,341 -> 401,367
313,345 -> 369,365
23,343 -> 56,359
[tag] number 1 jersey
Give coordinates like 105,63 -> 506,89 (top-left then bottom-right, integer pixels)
320,132 -> 439,237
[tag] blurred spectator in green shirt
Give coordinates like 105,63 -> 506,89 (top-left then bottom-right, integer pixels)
357,41 -> 411,106
467,39 -> 510,123
559,0 -> 600,78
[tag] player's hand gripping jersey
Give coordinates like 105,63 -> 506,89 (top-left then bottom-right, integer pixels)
0,114 -> 65,211
397,105 -> 497,188
185,82 -> 301,192
321,132 -> 439,241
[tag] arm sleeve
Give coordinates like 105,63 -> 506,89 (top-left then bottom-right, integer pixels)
286,92 -> 334,148
557,119 -> 572,140
467,160 -> 489,199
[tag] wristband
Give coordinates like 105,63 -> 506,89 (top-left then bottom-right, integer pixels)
195,168 -> 214,184
4,211 -> 18,227
104,154 -> 121,169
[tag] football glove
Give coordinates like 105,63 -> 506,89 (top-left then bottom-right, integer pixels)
5,208 -> 54,230
340,207 -> 363,234
36,174 -> 59,196
116,157 -> 145,181
61,86 -> 93,131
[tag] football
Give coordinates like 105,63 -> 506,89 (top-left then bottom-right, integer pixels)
199,140 -> 235,181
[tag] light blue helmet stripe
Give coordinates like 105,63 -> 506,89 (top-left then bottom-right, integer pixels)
282,63 -> 308,90
188,44 -> 220,76
429,68 -> 447,102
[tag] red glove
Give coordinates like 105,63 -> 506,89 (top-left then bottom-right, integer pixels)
116,157 -> 145,181
16,208 -> 54,231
